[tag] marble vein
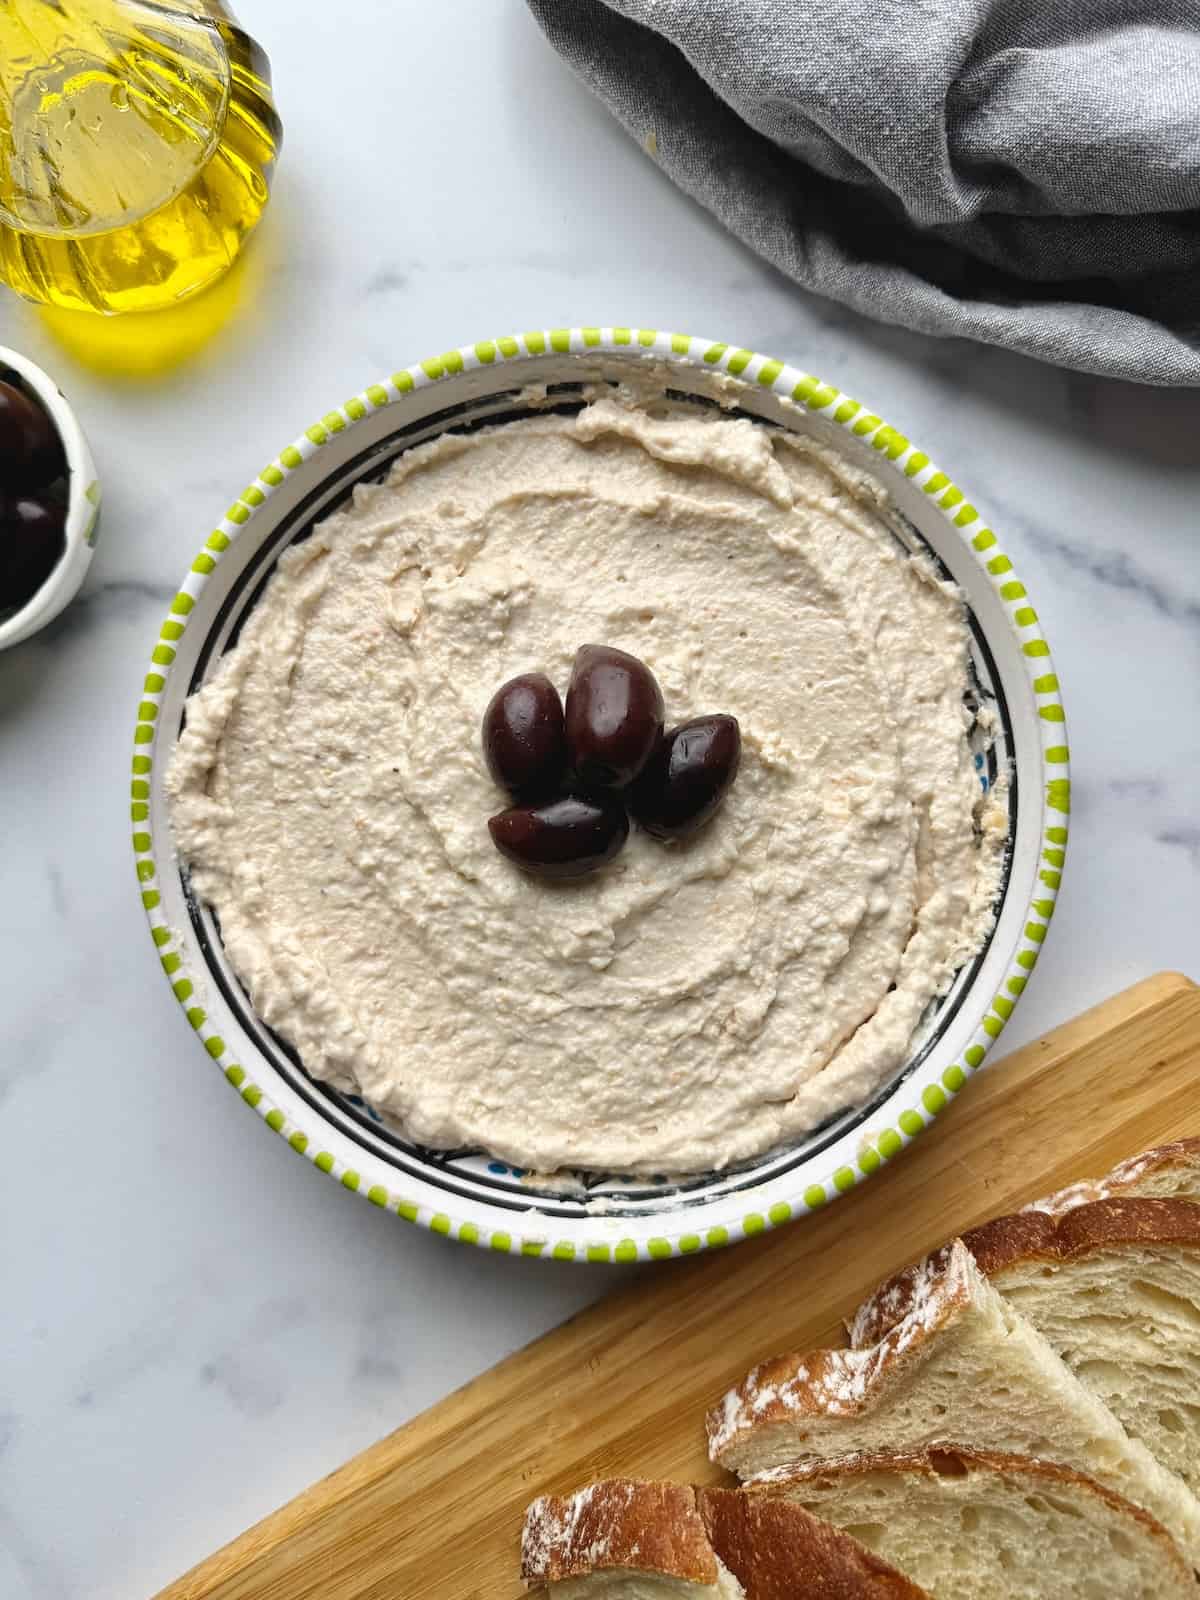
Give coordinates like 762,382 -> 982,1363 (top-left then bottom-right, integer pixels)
1156,827 -> 1200,869
1026,530 -> 1200,629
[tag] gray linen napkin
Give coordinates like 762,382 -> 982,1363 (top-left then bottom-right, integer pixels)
527,0 -> 1200,386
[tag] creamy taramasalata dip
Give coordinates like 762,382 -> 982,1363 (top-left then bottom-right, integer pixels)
167,394 -> 1007,1175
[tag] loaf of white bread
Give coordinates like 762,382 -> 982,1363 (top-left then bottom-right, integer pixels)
707,1235 -> 1200,1567
850,1134 -> 1200,1498
523,1460 -> 1194,1599
523,1138 -> 1200,1598
523,1478 -> 929,1597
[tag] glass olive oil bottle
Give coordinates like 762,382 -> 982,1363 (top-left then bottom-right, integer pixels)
0,0 -> 281,314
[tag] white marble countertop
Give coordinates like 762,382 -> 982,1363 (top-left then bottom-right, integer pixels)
3,3 -> 1199,1595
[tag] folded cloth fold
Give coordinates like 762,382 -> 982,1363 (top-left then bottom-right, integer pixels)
528,0 -> 1200,385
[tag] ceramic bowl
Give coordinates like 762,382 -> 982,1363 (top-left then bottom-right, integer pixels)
0,345 -> 100,650
131,328 -> 1068,1262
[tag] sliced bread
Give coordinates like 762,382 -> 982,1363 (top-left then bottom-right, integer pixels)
521,1478 -> 930,1598
522,1480 -> 739,1599
969,1198 -> 1200,1496
750,1445 -> 1196,1598
849,1197 -> 1200,1496
1026,1139 -> 1200,1218
707,1239 -> 1200,1569
846,1139 -> 1200,1346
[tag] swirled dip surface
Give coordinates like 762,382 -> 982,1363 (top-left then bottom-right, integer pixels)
167,397 -> 1006,1174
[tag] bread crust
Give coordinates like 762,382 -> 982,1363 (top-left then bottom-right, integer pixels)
707,1242 -> 972,1465
974,1195 -> 1200,1274
849,1197 -> 1200,1348
522,1479 -> 717,1586
1027,1139 -> 1200,1218
696,1486 -> 928,1598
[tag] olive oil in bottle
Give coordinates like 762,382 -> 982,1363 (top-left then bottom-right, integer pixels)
0,0 -> 281,314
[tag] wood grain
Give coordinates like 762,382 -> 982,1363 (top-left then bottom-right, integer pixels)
159,971 -> 1200,1600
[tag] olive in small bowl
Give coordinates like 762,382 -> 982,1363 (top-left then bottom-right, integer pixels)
1,494 -> 69,616
0,345 -> 100,652
0,376 -> 65,492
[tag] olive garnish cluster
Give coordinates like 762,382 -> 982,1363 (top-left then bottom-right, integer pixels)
483,645 -> 741,879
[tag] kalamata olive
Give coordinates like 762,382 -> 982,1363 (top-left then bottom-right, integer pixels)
0,379 -> 65,492
488,794 -> 630,879
0,495 -> 67,612
631,715 -> 742,840
564,644 -> 664,789
482,672 -> 567,798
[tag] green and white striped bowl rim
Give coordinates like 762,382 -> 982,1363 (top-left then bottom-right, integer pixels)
131,327 -> 1067,1264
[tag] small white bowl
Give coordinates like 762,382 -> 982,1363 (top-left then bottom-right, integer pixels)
0,345 -> 101,650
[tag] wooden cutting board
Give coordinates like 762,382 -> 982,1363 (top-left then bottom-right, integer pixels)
160,971 -> 1200,1600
